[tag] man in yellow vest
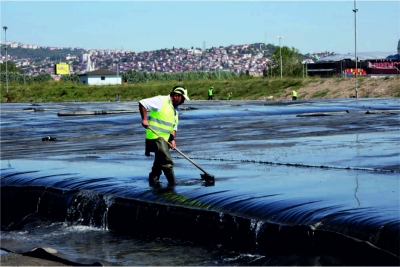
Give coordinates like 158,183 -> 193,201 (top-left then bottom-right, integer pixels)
208,86 -> 213,100
139,85 -> 190,187
292,90 -> 297,101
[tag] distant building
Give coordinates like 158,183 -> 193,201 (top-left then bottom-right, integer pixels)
79,70 -> 121,86
306,39 -> 400,77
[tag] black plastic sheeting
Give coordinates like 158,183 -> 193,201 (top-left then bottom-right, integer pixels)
1,99 -> 400,265
1,167 -> 399,265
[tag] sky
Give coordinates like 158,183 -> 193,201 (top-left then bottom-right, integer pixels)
1,1 -> 399,55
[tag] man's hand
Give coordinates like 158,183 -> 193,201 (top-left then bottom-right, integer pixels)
141,119 -> 149,128
169,139 -> 177,150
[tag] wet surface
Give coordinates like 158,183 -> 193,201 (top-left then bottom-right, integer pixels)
1,98 -> 400,265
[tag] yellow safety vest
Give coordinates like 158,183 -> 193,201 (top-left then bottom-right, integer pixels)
208,89 -> 213,96
146,96 -> 178,141
292,91 -> 297,97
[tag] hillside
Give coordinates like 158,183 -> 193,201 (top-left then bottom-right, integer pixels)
274,76 -> 400,101
2,42 -> 318,77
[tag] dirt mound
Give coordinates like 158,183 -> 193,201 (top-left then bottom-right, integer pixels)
280,76 -> 400,101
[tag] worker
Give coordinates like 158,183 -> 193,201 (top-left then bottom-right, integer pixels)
227,92 -> 232,100
139,85 -> 190,187
208,86 -> 213,100
292,90 -> 297,101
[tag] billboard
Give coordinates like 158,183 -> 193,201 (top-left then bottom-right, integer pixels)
54,63 -> 70,75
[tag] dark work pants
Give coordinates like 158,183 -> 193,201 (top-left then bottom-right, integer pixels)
145,137 -> 176,185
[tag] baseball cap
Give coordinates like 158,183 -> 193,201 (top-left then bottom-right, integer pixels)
172,86 -> 190,101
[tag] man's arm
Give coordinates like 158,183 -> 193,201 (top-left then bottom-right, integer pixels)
139,103 -> 149,128
139,96 -> 163,129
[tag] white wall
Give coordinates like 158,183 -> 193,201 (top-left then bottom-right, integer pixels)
79,75 -> 121,86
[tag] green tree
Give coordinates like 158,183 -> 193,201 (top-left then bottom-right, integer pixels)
271,46 -> 303,77
0,61 -> 22,73
262,68 -> 268,78
60,73 -> 80,83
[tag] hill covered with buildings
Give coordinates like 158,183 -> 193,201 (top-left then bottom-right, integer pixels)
1,41 -> 332,77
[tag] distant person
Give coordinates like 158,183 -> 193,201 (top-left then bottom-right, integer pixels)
292,90 -> 297,101
139,85 -> 190,187
208,86 -> 213,100
226,92 -> 232,100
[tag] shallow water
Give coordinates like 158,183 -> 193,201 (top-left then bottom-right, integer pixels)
1,98 -> 399,265
1,224 -> 226,266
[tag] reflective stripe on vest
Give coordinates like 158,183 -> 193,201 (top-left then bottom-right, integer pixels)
146,96 -> 178,141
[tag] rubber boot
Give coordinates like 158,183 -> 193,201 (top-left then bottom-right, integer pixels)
148,172 -> 160,187
164,170 -> 177,186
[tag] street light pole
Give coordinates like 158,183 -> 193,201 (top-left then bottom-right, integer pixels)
353,0 -> 358,98
3,26 -> 8,96
276,36 -> 284,79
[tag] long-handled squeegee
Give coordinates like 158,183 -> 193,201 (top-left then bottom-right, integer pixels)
148,127 -> 215,185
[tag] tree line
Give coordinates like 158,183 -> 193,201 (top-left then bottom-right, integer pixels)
0,68 -> 239,84
0,61 -> 53,83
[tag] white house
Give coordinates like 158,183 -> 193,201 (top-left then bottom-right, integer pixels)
79,70 -> 122,86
